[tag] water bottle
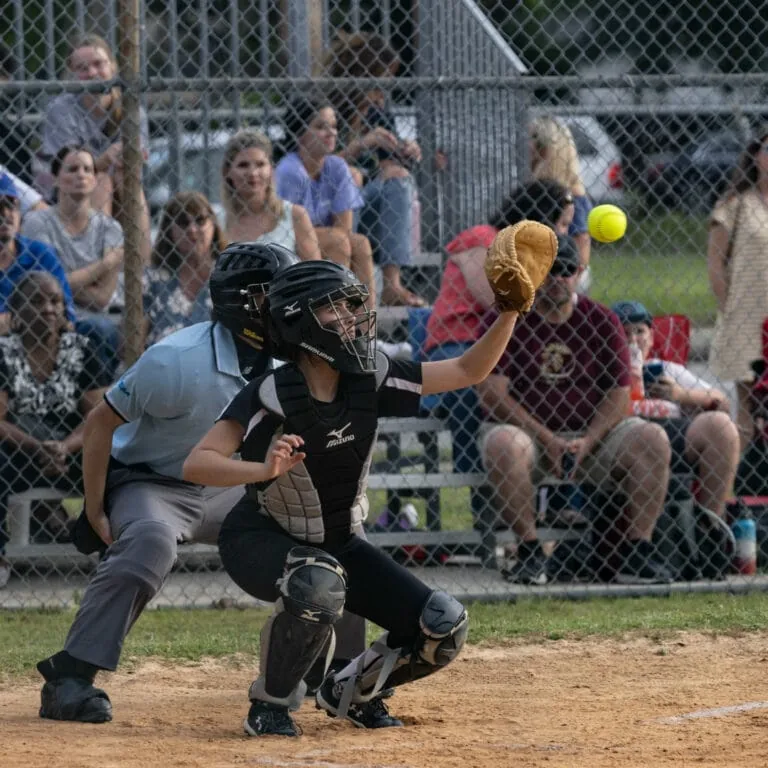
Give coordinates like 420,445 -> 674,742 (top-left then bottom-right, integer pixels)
732,504 -> 757,575
628,342 -> 645,402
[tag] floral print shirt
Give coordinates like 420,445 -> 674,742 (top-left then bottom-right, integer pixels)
143,267 -> 213,348
0,332 -> 111,436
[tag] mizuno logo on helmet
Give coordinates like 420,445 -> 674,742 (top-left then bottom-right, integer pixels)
283,302 -> 301,316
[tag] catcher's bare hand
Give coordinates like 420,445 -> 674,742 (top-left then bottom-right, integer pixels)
263,434 -> 306,480
484,220 -> 558,313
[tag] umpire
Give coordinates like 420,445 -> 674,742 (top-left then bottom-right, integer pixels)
35,242 -> 298,723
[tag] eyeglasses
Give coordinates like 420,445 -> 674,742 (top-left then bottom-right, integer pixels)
175,213 -> 210,228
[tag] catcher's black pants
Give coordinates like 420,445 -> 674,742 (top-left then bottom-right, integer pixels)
219,497 -> 432,648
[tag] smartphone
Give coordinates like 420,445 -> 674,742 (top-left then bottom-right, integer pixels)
364,106 -> 409,166
642,361 -> 665,388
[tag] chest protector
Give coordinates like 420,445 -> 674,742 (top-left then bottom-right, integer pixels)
257,366 -> 379,543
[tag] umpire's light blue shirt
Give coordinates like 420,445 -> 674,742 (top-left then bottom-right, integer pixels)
105,321 -> 248,479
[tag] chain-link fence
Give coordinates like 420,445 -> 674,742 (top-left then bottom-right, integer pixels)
2,0 -> 768,608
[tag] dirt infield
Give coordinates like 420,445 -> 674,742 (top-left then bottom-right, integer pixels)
2,632 -> 767,768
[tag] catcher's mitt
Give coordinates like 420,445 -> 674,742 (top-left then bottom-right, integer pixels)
484,220 -> 558,313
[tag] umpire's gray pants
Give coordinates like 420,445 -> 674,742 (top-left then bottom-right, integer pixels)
64,468 -> 365,671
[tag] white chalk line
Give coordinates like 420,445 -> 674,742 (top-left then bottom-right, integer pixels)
653,700 -> 768,724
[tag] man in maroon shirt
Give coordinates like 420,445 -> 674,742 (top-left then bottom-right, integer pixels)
476,236 -> 672,585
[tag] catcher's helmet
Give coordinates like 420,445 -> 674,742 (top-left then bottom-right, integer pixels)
209,241 -> 297,345
267,260 -> 377,374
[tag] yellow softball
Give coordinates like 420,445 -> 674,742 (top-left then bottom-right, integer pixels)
587,204 -> 627,243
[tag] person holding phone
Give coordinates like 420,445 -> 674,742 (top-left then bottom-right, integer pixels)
612,300 -> 740,579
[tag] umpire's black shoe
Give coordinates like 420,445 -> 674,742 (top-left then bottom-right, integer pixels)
39,678 -> 112,723
243,700 -> 299,737
316,678 -> 403,728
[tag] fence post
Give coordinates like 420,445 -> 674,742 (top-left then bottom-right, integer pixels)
117,0 -> 144,367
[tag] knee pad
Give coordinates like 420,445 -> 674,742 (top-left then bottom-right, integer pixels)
109,520 -> 177,596
417,589 -> 469,667
250,547 -> 347,709
279,546 -> 347,623
332,591 -> 468,714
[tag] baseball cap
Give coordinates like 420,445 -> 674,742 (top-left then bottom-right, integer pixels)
0,173 -> 20,200
549,234 -> 581,277
611,300 -> 653,327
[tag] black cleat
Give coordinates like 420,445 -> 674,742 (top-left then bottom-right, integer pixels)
316,677 -> 403,728
39,678 -> 112,723
243,699 -> 299,737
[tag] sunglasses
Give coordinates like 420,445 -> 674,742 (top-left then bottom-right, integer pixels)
549,259 -> 579,278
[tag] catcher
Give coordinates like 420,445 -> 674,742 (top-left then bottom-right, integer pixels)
182,220 -> 557,736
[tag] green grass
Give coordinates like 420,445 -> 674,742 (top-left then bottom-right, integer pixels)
5,593 -> 768,681
589,211 -> 716,326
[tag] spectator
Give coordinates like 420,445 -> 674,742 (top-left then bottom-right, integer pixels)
221,129 -> 320,262
40,33 -> 150,260
326,32 -> 426,307
0,173 -> 78,336
613,299 -> 739,579
0,166 -> 46,217
0,42 -> 36,185
0,272 -> 110,588
276,95 -> 375,305
422,180 -> 575,544
144,191 -> 226,347
476,239 -> 672,585
530,117 -> 593,293
708,127 -> 768,452
22,145 -> 123,379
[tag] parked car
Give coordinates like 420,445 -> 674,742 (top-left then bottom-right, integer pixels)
644,131 -> 743,214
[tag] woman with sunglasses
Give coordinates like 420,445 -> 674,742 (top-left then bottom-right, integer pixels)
143,192 -> 227,347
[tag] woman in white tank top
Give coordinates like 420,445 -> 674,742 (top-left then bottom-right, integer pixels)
221,129 -> 320,261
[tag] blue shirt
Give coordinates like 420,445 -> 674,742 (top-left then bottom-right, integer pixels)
105,321 -> 266,479
2,236 -> 76,321
275,152 -> 363,228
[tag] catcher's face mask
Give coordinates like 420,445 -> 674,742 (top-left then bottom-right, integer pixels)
307,285 -> 377,374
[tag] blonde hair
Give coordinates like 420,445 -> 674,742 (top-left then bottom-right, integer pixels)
67,34 -> 122,138
530,117 -> 586,197
220,129 -> 283,228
